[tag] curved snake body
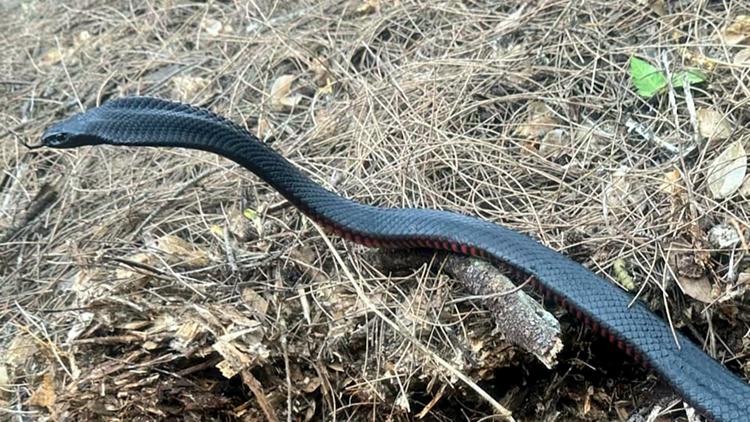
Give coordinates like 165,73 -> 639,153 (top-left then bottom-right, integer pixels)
40,96 -> 750,421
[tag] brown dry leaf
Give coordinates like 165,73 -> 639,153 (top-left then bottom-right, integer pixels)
115,252 -> 156,281
310,108 -> 338,140
151,234 -> 211,267
151,312 -> 209,353
740,175 -> 750,197
515,101 -> 559,141
538,128 -> 568,157
706,140 -> 747,199
222,208 -> 255,241
255,116 -> 274,140
670,243 -> 715,303
172,75 -> 209,100
671,246 -> 706,280
171,319 -> 204,353
582,386 -> 594,415
143,341 -> 160,350
721,15 -> 750,46
40,47 -> 65,65
5,334 -> 37,367
201,17 -> 226,36
270,74 -> 302,111
328,362 -> 344,372
0,364 -> 8,399
66,312 -> 95,343
213,325 -> 268,378
120,319 -> 151,331
309,57 -> 329,86
735,48 -> 750,65
637,0 -> 666,16
241,288 -> 269,315
219,307 -> 259,329
651,1 -> 667,16
175,320 -> 202,342
678,47 -> 717,72
140,314 -> 174,337
697,107 -> 732,141
605,167 -> 631,210
708,223 -> 741,249
301,376 -> 322,393
678,275 -> 716,303
70,268 -> 97,293
357,0 -> 380,14
73,30 -> 92,48
40,32 -> 92,65
659,168 -> 685,196
29,371 -> 56,411
604,166 -> 644,213
317,78 -> 334,96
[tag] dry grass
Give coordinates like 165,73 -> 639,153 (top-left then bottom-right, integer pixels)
2,1 -> 750,421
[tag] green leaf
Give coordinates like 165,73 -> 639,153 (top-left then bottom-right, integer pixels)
243,208 -> 258,220
243,207 -> 264,235
672,69 -> 707,88
630,56 -> 667,98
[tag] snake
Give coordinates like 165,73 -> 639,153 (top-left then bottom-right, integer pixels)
36,96 -> 750,421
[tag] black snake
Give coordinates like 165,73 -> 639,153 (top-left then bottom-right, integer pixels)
37,96 -> 750,421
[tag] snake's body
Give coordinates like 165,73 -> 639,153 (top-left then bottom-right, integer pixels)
41,96 -> 750,421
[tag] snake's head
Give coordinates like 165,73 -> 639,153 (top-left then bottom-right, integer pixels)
41,111 -> 103,149
40,127 -> 70,148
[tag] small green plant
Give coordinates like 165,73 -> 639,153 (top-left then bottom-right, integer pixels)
629,56 -> 706,98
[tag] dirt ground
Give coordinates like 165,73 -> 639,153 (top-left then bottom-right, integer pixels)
2,1 -> 750,421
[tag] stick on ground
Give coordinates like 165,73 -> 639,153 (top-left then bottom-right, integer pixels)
367,249 -> 562,369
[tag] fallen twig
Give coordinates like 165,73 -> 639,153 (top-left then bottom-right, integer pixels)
367,249 -> 562,368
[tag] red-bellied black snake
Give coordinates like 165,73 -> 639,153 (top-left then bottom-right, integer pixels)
37,96 -> 750,421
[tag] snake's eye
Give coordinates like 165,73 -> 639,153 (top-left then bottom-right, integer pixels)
43,132 -> 68,146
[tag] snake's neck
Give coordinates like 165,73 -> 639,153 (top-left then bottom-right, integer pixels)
93,107 -> 349,217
